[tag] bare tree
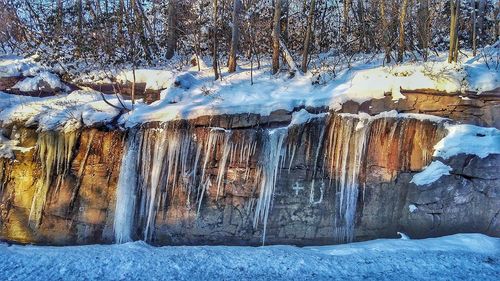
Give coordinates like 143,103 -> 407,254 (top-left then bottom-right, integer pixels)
380,0 -> 391,63
301,0 -> 316,73
471,0 -> 477,56
213,0 -> 220,80
477,0 -> 486,47
397,0 -> 409,62
228,0 -> 241,73
342,0 -> 351,42
417,0 -> 430,61
272,0 -> 282,74
448,0 -> 460,63
166,0 -> 177,59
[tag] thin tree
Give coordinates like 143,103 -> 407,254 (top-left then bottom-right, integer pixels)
380,0 -> 391,63
166,0 -> 176,59
301,0 -> 316,73
471,0 -> 477,56
212,0 -> 220,80
272,0 -> 281,74
342,0 -> 351,42
448,0 -> 460,63
477,0 -> 486,48
417,0 -> 430,61
397,0 -> 409,62
228,0 -> 241,73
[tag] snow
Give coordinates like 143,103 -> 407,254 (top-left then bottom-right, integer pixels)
0,51 -> 498,130
125,53 -> 486,126
464,43 -> 500,93
0,90 -> 132,132
410,160 -> 453,186
289,109 -> 328,126
0,129 -> 32,158
408,204 -> 418,213
0,234 -> 498,280
410,123 -> 500,186
13,71 -> 69,92
340,110 -> 448,123
434,124 -> 500,159
116,69 -> 176,90
0,55 -> 42,78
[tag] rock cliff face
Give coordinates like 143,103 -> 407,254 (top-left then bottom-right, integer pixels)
0,91 -> 498,246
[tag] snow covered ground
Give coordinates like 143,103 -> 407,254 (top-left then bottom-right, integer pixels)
0,234 -> 498,280
0,50 -> 498,130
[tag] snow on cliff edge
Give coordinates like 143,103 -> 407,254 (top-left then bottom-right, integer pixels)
0,51 -> 498,129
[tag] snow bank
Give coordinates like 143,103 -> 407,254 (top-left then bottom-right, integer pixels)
116,69 -> 176,90
1,51 -> 498,129
125,52 -> 492,126
410,160 -> 453,186
434,124 -> 500,159
0,90 -> 131,132
0,234 -> 498,280
13,71 -> 68,92
0,55 -> 42,78
465,43 -> 500,93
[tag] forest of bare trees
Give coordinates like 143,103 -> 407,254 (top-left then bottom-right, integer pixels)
0,0 -> 499,77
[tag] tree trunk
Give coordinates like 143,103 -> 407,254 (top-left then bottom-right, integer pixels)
212,0 -> 220,80
453,0 -> 460,61
380,0 -> 391,63
228,0 -> 241,73
272,0 -> 282,74
57,0 -> 63,34
166,0 -> 176,59
280,39 -> 299,76
397,0 -> 409,62
471,0 -> 477,56
495,2 -> 500,41
417,0 -> 430,61
357,0 -> 366,51
301,0 -> 316,73
477,0 -> 486,47
448,0 -> 460,63
342,0 -> 351,42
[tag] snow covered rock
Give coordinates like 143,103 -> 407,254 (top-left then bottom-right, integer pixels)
13,71 -> 69,93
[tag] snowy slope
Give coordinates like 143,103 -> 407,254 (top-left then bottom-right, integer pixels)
0,51 -> 498,130
0,234 -> 498,280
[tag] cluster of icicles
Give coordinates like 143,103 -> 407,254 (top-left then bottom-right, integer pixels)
27,113 -> 440,245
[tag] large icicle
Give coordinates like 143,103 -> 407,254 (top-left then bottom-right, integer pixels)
113,128 -> 140,244
325,115 -> 371,244
29,131 -> 78,229
253,127 -> 288,245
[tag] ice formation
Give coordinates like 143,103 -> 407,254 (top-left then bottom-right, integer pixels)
29,131 -> 78,228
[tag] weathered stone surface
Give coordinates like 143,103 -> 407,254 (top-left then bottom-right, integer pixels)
0,90 -> 499,246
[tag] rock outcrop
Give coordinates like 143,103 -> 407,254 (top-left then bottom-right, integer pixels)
0,91 -> 499,246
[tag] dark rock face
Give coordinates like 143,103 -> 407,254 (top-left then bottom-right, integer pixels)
0,91 -> 499,246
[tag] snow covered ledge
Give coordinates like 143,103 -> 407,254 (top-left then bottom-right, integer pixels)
411,124 -> 500,186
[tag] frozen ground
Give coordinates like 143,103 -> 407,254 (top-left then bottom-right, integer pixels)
0,234 -> 498,280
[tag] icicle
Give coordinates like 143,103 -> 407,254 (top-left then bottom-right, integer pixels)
253,127 -> 288,245
324,115 -> 372,244
29,131 -> 78,229
215,130 -> 232,200
196,127 -> 233,214
309,123 -> 327,204
114,128 -> 140,243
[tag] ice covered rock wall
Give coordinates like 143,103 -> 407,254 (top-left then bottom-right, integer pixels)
0,95 -> 499,246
